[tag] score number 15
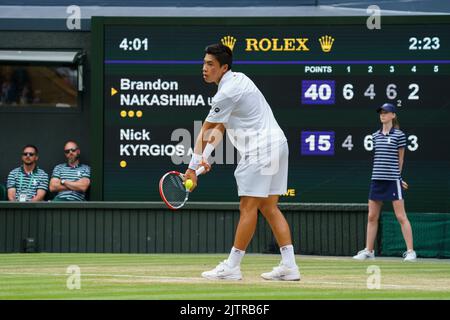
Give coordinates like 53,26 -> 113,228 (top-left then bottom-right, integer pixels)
301,132 -> 419,156
301,131 -> 335,155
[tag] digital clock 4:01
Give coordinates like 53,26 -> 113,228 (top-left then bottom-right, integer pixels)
119,38 -> 149,51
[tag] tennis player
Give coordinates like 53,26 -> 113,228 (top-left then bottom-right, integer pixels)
353,103 -> 416,262
185,43 -> 300,281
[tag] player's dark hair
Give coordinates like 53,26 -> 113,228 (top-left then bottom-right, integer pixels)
205,43 -> 233,70
23,144 -> 38,155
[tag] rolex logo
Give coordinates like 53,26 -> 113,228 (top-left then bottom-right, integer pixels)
319,35 -> 335,53
221,36 -> 237,51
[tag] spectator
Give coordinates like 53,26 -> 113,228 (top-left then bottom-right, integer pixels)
0,70 -> 18,105
50,141 -> 90,201
7,145 -> 48,202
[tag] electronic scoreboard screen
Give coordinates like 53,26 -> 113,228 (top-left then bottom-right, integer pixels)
92,16 -> 450,212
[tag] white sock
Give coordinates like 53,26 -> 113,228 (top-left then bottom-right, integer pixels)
280,244 -> 297,268
226,247 -> 245,268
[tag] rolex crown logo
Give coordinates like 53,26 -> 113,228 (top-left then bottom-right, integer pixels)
319,35 -> 335,53
221,36 -> 237,51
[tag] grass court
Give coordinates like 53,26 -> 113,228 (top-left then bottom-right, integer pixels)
1,253 -> 449,300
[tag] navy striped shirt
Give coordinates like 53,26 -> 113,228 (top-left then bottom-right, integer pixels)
6,166 -> 49,201
371,128 -> 406,180
52,163 -> 91,201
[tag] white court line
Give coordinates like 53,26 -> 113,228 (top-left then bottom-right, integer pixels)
304,280 -> 450,291
0,272 -> 201,281
1,272 -> 450,291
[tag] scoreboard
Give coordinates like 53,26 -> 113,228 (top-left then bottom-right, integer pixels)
92,16 -> 450,212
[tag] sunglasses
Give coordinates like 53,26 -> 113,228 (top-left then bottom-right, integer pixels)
22,152 -> 36,157
64,148 -> 78,154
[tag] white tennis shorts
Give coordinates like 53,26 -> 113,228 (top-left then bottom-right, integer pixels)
234,142 -> 288,197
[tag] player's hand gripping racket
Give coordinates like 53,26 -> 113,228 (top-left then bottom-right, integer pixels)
159,166 -> 205,210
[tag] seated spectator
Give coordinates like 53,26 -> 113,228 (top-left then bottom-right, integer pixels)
50,141 -> 91,201
7,145 -> 49,202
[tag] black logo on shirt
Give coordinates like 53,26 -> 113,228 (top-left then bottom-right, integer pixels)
214,107 -> 220,113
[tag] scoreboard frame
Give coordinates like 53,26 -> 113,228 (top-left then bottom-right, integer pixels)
91,15 -> 450,210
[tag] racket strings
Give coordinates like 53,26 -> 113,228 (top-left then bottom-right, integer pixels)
162,174 -> 188,208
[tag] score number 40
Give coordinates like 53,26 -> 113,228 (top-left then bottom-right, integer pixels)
302,81 -> 420,104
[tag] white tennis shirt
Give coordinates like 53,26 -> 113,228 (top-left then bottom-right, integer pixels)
206,71 -> 287,156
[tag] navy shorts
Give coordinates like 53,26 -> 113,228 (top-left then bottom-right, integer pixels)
369,179 -> 404,201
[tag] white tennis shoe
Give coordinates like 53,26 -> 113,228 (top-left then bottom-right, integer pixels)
353,248 -> 375,260
201,260 -> 242,280
403,250 -> 417,262
261,263 -> 301,281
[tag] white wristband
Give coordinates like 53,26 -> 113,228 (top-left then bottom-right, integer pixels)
188,153 -> 202,170
203,143 -> 215,160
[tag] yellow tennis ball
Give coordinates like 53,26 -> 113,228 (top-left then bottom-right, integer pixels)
184,179 -> 193,190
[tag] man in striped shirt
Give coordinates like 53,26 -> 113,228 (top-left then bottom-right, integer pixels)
50,141 -> 91,201
7,145 -> 49,202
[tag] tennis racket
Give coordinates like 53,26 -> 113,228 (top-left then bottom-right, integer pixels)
159,166 -> 205,210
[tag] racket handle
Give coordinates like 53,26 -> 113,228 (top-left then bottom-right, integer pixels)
195,166 -> 205,176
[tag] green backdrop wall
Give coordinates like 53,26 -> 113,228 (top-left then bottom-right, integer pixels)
0,202 -> 370,256
381,212 -> 450,258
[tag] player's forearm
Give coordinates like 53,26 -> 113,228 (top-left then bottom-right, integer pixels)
189,122 -> 224,170
194,126 -> 221,154
202,122 -> 225,149
193,129 -> 206,155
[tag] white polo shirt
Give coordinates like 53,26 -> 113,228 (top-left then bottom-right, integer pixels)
206,71 -> 287,156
